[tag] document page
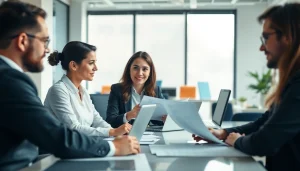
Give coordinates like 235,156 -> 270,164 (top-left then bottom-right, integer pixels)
140,96 -> 168,120
164,100 -> 225,144
150,144 -> 248,157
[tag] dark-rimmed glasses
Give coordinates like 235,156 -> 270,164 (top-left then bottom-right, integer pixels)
8,33 -> 50,48
260,32 -> 277,46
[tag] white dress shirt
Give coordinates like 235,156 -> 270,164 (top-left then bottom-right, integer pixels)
44,75 -> 115,156
123,87 -> 144,122
0,55 -> 23,72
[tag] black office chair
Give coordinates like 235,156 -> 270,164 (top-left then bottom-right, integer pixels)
90,94 -> 109,120
212,102 -> 233,121
231,112 -> 263,121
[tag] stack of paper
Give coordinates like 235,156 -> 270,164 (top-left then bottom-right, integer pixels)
104,134 -> 160,145
150,144 -> 248,157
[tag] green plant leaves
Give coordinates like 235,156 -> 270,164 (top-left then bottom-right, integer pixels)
247,69 -> 272,95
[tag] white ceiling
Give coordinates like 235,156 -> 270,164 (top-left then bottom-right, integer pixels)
84,0 -> 270,10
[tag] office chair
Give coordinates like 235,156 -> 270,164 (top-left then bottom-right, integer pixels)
197,82 -> 211,100
179,86 -> 196,99
101,85 -> 111,94
231,112 -> 263,121
156,80 -> 162,87
90,94 -> 110,120
212,102 -> 233,121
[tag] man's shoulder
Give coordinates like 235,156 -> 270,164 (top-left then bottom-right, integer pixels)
0,67 -> 30,82
0,67 -> 37,93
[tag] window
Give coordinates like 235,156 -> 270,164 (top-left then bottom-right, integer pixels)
187,14 -> 235,100
136,14 -> 185,87
88,15 -> 133,93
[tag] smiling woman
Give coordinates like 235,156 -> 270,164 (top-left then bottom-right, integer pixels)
106,51 -> 166,128
43,41 -> 132,138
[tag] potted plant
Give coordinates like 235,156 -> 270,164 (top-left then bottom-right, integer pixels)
247,69 -> 272,108
238,96 -> 247,108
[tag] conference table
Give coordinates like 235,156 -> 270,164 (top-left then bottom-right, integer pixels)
21,122 -> 266,171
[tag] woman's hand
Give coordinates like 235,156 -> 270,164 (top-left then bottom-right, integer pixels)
109,123 -> 132,136
126,104 -> 141,121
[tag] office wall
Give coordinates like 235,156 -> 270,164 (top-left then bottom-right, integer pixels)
235,4 -> 267,106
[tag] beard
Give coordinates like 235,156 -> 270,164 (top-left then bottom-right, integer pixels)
22,44 -> 44,72
267,59 -> 278,69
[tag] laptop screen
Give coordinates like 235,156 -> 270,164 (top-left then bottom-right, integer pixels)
212,89 -> 231,126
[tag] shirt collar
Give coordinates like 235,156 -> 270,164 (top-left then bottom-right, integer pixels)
132,86 -> 145,95
0,55 -> 23,72
61,75 -> 83,94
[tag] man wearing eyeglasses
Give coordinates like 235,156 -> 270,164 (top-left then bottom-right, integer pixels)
0,1 -> 140,171
193,3 -> 300,171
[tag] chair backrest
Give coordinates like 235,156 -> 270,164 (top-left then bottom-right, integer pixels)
180,86 -> 196,99
90,94 -> 109,120
101,85 -> 111,94
212,102 -> 233,121
156,80 -> 162,87
161,87 -> 177,98
162,93 -> 169,99
231,112 -> 263,121
197,82 -> 211,100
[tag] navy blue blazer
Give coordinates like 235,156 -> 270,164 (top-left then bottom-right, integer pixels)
106,83 -> 164,128
0,58 -> 111,171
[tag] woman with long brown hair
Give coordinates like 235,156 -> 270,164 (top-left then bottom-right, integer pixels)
193,3 -> 300,171
106,51 -> 165,128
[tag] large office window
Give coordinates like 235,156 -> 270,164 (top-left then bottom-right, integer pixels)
88,15 -> 133,93
187,14 -> 235,100
136,14 -> 185,87
87,11 -> 235,99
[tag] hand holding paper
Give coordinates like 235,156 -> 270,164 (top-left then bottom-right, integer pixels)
140,96 -> 168,121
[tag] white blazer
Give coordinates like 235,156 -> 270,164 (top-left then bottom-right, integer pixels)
44,75 -> 112,137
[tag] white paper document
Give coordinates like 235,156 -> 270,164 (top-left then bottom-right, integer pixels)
104,135 -> 160,145
143,131 -> 154,135
140,96 -> 167,120
150,144 -> 248,157
140,139 -> 160,145
164,100 -> 226,145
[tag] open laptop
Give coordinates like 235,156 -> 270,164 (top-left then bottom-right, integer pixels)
146,101 -> 202,132
129,104 -> 157,141
203,89 -> 231,129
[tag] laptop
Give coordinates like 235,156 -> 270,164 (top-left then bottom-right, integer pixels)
203,89 -> 231,129
146,101 -> 202,132
129,104 -> 157,141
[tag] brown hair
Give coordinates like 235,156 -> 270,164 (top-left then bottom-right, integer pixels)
48,41 -> 96,71
0,0 -> 46,49
120,51 -> 157,102
258,3 -> 300,106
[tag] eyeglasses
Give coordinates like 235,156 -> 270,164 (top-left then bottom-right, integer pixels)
26,33 -> 50,49
260,32 -> 277,46
8,33 -> 50,49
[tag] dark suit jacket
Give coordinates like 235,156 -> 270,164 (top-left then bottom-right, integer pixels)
0,58 -> 111,171
225,71 -> 300,171
106,83 -> 164,128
